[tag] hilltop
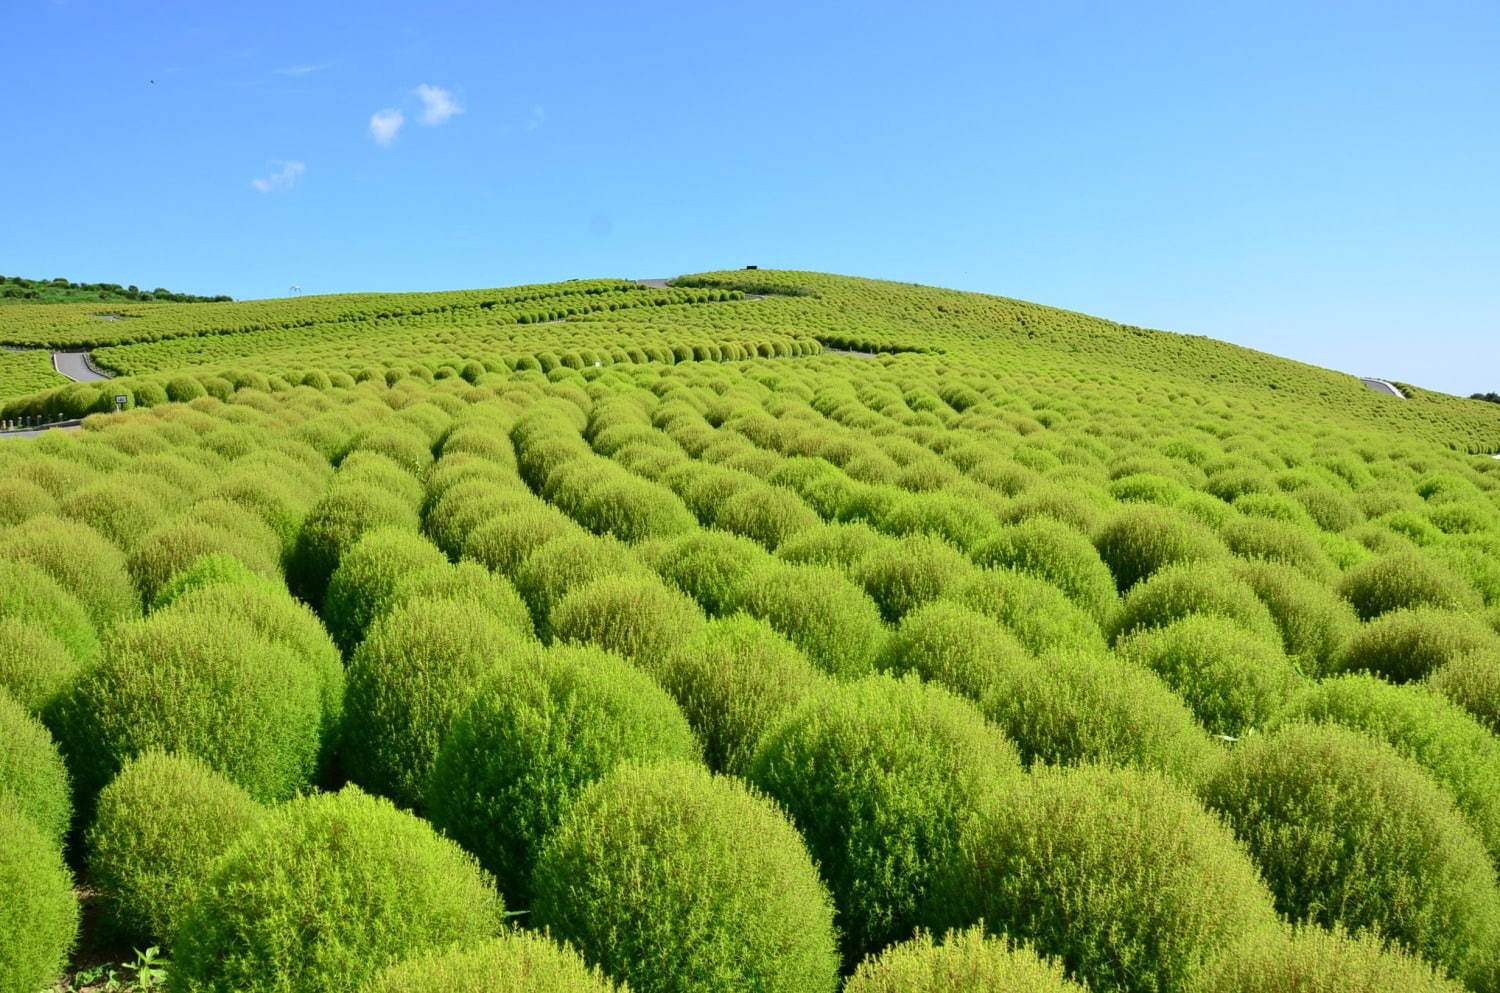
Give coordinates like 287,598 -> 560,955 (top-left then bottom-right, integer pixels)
0,274 -> 231,306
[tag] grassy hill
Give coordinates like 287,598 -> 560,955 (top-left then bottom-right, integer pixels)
2,271 -> 1500,992
0,274 -> 231,306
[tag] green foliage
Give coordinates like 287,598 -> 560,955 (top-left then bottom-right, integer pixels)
0,558 -> 98,664
748,674 -> 1020,964
290,480 -> 422,607
1205,925 -> 1469,993
550,572 -> 706,670
359,932 -> 626,993
658,614 -> 829,775
86,750 -> 264,944
735,561 -> 886,679
0,616 -> 82,717
323,527 -> 450,656
0,799 -> 78,993
531,761 -> 840,993
1332,606 -> 1500,683
931,764 -> 1282,993
643,529 -> 774,615
1109,559 -> 1282,647
57,610 -> 324,807
427,644 -> 700,906
853,533 -> 973,622
1202,722 -> 1500,990
512,532 -> 650,639
0,514 -> 139,630
342,596 -> 539,810
1115,615 -> 1299,737
1093,504 -> 1226,592
1428,648 -> 1500,733
1338,550 -> 1482,620
973,517 -> 1118,624
172,787 -> 504,993
1229,558 -> 1359,675
843,928 -> 1086,993
947,567 -> 1106,656
0,689 -> 71,844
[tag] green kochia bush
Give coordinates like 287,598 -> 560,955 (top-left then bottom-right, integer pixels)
658,615 -> 830,774
0,691 -> 71,844
0,515 -> 139,630
1202,722 -> 1500,991
1093,504 -> 1226,592
360,932 -> 626,993
57,611 -> 323,807
1429,648 -> 1500,733
1108,560 -> 1282,648
1205,925 -> 1469,993
735,561 -> 886,679
0,559 -> 98,664
0,616 -> 82,718
531,761 -> 840,993
1230,558 -> 1358,674
290,477 -> 422,608
843,928 -> 1086,993
1275,674 -> 1500,864
0,800 -> 78,993
512,533 -> 651,639
550,572 -> 707,670
973,518 -> 1118,625
343,597 -> 539,811
323,528 -> 450,656
1337,550 -> 1482,620
172,787 -> 505,993
643,529 -> 775,615
1114,615 -> 1299,737
853,533 -> 973,622
880,601 -> 1215,781
86,750 -> 264,944
748,674 -> 1020,965
1331,606 -> 1500,683
931,764 -> 1282,993
946,567 -> 1106,656
428,645 -> 699,906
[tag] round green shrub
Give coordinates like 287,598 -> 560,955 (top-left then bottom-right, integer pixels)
0,514 -> 138,630
1205,925 -> 1468,993
1108,560 -> 1282,647
550,572 -> 706,670
775,520 -> 887,571
714,485 -> 822,549
1201,721 -> 1500,990
0,799 -> 78,993
1331,606 -> 1500,683
0,690 -> 70,844
56,611 -> 323,807
86,750 -> 264,944
290,483 -> 422,607
324,528 -> 450,656
0,617 -> 82,717
1293,484 -> 1363,531
128,516 -> 284,605
343,597 -> 539,810
1229,558 -> 1359,675
1338,550 -> 1481,621
58,481 -> 166,551
1220,514 -> 1336,583
0,559 -> 97,664
646,529 -> 775,615
428,644 -> 699,905
1115,615 -> 1299,737
531,760 -> 839,993
0,477 -> 57,527
149,551 -> 281,609
931,764 -> 1282,993
172,787 -> 504,993
748,674 -> 1020,964
360,932 -> 625,993
854,533 -> 973,622
1093,504 -> 1226,592
1276,673 -> 1500,863
947,567 -> 1106,656
735,561 -> 886,679
843,927 -> 1085,993
463,505 -> 582,576
880,602 -> 1214,779
512,533 -> 651,639
659,614 -> 829,775
1428,648 -> 1500,733
973,518 -> 1118,625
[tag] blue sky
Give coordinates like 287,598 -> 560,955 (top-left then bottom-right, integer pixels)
3,0 -> 1496,396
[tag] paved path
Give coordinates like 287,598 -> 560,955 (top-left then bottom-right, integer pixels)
52,350 -> 110,382
634,278 -> 674,289
1359,377 -> 1405,398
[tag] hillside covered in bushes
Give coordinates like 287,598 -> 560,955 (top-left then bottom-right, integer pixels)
2,270 -> 1500,992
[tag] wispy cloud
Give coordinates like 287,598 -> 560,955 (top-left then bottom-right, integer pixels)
250,161 -> 305,194
415,84 -> 462,125
526,105 -> 545,132
370,109 -> 404,145
275,63 -> 329,76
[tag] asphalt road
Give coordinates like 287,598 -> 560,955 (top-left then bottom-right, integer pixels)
53,350 -> 109,382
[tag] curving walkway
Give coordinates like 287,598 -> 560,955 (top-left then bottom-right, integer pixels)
52,349 -> 111,382
1359,377 -> 1405,398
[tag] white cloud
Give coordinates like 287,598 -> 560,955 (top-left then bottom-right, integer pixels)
275,63 -> 328,76
415,84 -> 462,125
370,108 -> 404,145
526,105 -> 545,132
250,160 -> 305,194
